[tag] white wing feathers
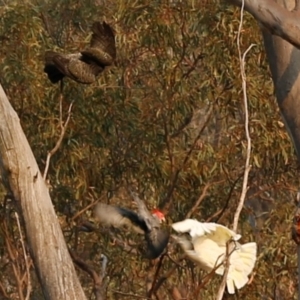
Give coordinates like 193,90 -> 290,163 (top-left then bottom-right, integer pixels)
171,219 -> 241,242
172,219 -> 257,294
172,219 -> 219,238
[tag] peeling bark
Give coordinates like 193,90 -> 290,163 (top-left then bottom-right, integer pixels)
0,84 -> 86,300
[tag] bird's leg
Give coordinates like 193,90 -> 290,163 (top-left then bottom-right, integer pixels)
60,79 -> 64,93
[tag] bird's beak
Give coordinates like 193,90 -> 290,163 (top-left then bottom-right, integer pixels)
161,217 -> 166,223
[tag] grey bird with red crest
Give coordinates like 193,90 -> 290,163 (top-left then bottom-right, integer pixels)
93,189 -> 169,259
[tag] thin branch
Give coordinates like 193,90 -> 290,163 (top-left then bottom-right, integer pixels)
147,253 -> 166,297
233,31 -> 255,231
3,221 -> 24,300
216,1 -> 254,297
112,290 -> 151,299
170,286 -> 185,300
0,281 -> 10,299
70,250 -> 107,300
150,256 -> 186,295
215,241 -> 233,299
161,105 -> 214,211
214,173 -> 244,223
43,98 -> 74,180
15,212 -> 31,300
185,181 -> 223,219
70,198 -> 101,224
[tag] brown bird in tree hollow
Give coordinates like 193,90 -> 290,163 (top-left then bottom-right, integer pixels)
94,189 -> 169,259
44,21 -> 116,84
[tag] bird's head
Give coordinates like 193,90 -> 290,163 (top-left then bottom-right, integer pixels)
151,209 -> 166,223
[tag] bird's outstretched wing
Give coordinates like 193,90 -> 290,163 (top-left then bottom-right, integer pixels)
44,51 -> 102,84
127,188 -> 160,231
93,202 -> 146,234
206,223 -> 241,245
82,21 -> 116,66
44,21 -> 116,84
172,219 -> 217,237
172,219 -> 241,243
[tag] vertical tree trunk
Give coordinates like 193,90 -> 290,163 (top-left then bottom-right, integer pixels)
262,29 -> 300,158
0,84 -> 86,300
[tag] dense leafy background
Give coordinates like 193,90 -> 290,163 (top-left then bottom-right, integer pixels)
0,0 -> 297,299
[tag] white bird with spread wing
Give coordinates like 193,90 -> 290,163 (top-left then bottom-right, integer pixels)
172,219 -> 257,294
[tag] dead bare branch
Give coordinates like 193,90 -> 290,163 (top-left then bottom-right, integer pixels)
233,31 -> 255,231
216,2 -> 254,297
43,95 -> 74,180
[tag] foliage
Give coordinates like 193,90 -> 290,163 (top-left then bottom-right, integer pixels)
0,0 -> 298,299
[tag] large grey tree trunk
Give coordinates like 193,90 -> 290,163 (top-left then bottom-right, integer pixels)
229,0 -> 300,157
0,84 -> 86,300
262,30 -> 300,158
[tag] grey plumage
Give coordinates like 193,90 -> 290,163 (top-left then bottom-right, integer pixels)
44,21 -> 116,84
94,191 -> 169,259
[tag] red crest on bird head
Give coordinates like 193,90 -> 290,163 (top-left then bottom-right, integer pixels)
151,209 -> 166,222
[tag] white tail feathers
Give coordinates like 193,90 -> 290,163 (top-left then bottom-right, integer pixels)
172,219 -> 257,294
224,242 -> 257,294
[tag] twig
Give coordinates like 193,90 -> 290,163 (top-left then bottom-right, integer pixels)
214,173 -> 244,223
112,290 -> 152,299
170,286 -> 186,300
3,221 -> 24,300
216,0 -> 255,297
185,181 -> 223,219
215,241 -> 233,300
232,41 -> 255,230
193,248 -> 236,296
147,253 -> 166,297
70,199 -> 100,224
161,105 -> 214,211
70,250 -> 107,300
15,212 -> 31,300
0,281 -> 10,299
43,97 -> 74,180
150,256 -> 186,295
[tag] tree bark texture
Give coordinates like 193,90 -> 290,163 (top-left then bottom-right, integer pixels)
0,84 -> 86,300
227,0 -> 300,157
